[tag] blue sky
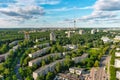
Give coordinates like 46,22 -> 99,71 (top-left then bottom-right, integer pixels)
0,0 -> 120,28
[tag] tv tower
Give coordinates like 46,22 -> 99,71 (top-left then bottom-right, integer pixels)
74,20 -> 76,29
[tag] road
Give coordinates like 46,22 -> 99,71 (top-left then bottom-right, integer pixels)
94,46 -> 111,80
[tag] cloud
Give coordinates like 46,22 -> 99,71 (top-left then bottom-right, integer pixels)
48,6 -> 93,12
76,0 -> 120,24
81,11 -> 117,20
0,5 -> 45,20
35,0 -> 61,5
94,0 -> 120,11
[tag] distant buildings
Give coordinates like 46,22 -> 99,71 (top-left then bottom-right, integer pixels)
114,36 -> 120,41
114,59 -> 120,68
67,31 -> 71,38
97,29 -> 99,32
65,31 -> 75,38
101,36 -> 112,43
91,29 -> 97,34
50,32 -> 56,41
24,32 -> 30,40
79,30 -> 85,35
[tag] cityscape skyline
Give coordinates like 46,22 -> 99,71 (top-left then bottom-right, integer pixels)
0,0 -> 120,28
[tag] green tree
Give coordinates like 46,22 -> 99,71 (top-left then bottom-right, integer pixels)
46,72 -> 54,80
41,60 -> 46,66
94,60 -> 99,67
37,75 -> 44,80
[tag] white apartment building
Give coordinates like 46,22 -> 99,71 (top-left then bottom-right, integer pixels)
116,48 -> 120,51
114,59 -> 120,68
114,36 -> 120,41
33,59 -> 65,80
116,71 -> 120,79
115,52 -> 120,57
50,32 -> 56,41
91,29 -> 97,34
34,43 -> 50,48
79,30 -> 85,35
101,36 -> 112,43
72,54 -> 88,63
28,47 -> 51,58
28,53 -> 62,67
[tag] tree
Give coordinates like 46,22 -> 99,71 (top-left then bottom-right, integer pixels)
55,62 -> 61,72
4,68 -> 10,75
12,75 -> 17,80
41,60 -> 46,66
19,68 -> 24,77
25,76 -> 33,80
37,75 -> 44,80
94,60 -> 99,67
46,72 -> 54,80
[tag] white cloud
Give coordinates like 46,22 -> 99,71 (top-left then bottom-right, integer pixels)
35,0 -> 61,5
0,5 -> 45,20
94,0 -> 120,11
48,6 -> 93,12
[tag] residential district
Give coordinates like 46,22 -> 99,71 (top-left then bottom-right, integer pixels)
0,28 -> 120,80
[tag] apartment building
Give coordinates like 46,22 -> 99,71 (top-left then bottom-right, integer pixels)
28,53 -> 63,66
72,53 -> 88,63
28,47 -> 51,58
33,59 -> 65,80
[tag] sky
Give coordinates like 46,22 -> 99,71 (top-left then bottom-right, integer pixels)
0,0 -> 120,28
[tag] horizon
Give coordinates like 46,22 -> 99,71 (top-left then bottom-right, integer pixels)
0,0 -> 120,28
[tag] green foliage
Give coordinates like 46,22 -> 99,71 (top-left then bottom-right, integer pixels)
46,72 -> 55,80
0,44 -> 9,54
110,66 -> 116,80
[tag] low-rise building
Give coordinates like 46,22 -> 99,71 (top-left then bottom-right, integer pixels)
69,67 -> 84,75
28,53 -> 62,66
9,40 -> 19,46
101,36 -> 112,43
114,59 -> 120,68
72,54 -> 88,63
116,71 -> 120,79
33,59 -> 65,80
114,36 -> 120,41
116,48 -> 120,51
115,52 -> 120,57
0,56 -> 5,62
34,43 -> 50,48
63,44 -> 77,50
28,47 -> 51,58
